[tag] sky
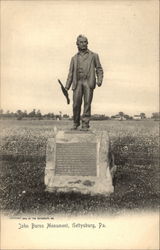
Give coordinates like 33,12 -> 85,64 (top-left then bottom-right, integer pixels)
1,0 -> 159,117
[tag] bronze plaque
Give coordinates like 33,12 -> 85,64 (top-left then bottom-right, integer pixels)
55,143 -> 97,176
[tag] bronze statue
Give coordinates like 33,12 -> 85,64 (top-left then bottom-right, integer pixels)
65,35 -> 103,130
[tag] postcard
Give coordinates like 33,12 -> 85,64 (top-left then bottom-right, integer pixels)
0,0 -> 159,249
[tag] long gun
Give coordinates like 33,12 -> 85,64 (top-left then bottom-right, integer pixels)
58,79 -> 70,104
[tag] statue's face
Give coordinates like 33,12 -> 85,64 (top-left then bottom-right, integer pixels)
77,37 -> 88,51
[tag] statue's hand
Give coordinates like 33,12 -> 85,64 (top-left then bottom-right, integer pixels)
97,82 -> 102,87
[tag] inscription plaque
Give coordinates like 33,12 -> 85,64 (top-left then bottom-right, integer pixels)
55,143 -> 97,176
45,130 -> 114,195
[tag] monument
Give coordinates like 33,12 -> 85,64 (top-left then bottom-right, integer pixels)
45,35 -> 116,195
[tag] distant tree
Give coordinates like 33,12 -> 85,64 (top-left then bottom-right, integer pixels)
23,110 -> 28,117
140,113 -> 146,119
63,114 -> 69,119
123,114 -> 133,120
118,112 -> 124,120
55,115 -> 61,120
0,109 -> 3,118
28,109 -> 36,118
16,110 -> 23,120
16,110 -> 23,115
36,110 -> 42,119
59,111 -> 62,119
124,114 -> 130,120
5,110 -> 11,118
10,112 -> 15,118
91,114 -> 109,120
104,116 -> 110,120
151,112 -> 160,120
44,112 -> 55,119
50,113 -> 55,119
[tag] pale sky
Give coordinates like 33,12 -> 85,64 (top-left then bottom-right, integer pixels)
1,0 -> 159,116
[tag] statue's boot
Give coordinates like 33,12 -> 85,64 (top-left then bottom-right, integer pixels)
71,123 -> 80,130
80,121 -> 89,131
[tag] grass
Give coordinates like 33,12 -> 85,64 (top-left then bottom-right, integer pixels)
0,119 -> 159,215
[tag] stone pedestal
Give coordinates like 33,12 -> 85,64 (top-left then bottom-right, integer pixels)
45,130 -> 114,195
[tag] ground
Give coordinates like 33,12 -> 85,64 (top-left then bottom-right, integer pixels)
0,119 -> 159,215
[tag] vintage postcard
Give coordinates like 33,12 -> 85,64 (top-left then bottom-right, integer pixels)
0,0 -> 159,249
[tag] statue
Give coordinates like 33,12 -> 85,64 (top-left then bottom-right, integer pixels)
65,35 -> 104,131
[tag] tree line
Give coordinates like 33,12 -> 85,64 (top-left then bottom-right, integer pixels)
0,109 -> 69,120
0,109 -> 159,121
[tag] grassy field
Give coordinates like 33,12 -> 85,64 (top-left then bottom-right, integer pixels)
0,119 -> 159,215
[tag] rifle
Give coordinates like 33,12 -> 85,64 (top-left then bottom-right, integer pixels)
58,79 -> 70,104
